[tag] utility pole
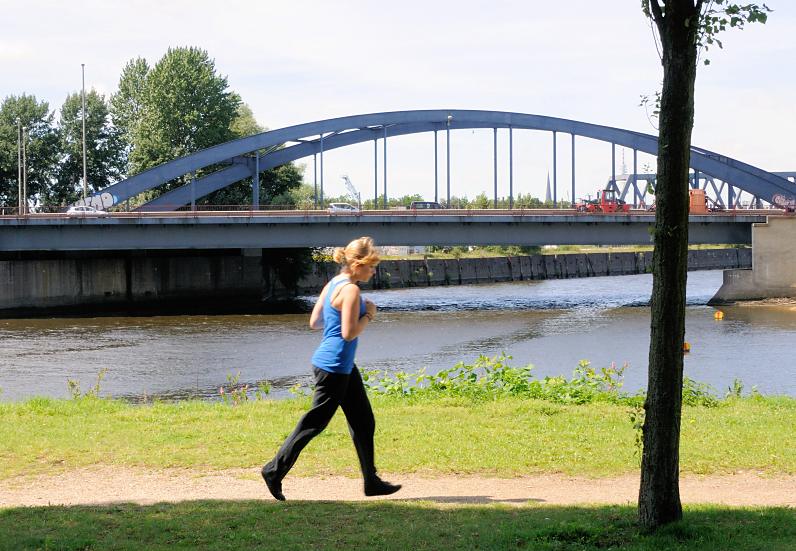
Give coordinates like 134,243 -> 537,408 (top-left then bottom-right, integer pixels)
81,63 -> 88,200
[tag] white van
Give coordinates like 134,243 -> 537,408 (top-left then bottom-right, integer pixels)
327,203 -> 360,213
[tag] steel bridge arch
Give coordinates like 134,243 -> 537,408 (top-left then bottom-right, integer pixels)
80,110 -> 796,210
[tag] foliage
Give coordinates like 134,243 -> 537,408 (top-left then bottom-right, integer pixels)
126,47 -> 241,185
107,48 -> 306,210
205,161 -> 305,208
218,371 -> 249,406
66,368 -> 108,400
110,57 -> 149,171
360,354 -> 737,410
228,102 -> 263,138
263,247 -> 315,295
54,90 -> 126,205
0,94 -> 59,209
359,193 -> 424,210
364,354 -> 640,405
484,244 -> 542,255
218,372 -> 273,405
349,191 -> 552,211
696,1 -> 771,63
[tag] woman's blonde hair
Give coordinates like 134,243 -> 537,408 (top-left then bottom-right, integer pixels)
333,236 -> 380,270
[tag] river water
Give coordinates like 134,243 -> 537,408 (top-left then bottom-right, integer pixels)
1,270 -> 795,401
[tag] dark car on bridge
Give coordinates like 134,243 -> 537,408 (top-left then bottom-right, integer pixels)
410,201 -> 443,210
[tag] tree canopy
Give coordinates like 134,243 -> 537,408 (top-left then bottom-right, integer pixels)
119,47 -> 242,184
0,94 -> 59,210
0,46 -> 311,211
54,90 -> 125,206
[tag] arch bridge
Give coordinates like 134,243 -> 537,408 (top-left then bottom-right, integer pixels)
75,110 -> 796,212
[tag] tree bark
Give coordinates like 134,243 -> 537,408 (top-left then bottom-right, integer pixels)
639,0 -> 700,530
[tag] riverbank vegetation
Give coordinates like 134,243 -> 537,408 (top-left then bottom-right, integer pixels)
1,356 -> 793,480
2,502 -> 794,551
373,243 -> 749,261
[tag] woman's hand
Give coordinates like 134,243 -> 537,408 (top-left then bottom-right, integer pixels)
365,298 -> 377,318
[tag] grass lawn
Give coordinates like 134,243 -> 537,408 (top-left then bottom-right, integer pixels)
1,395 -> 794,479
1,393 -> 794,550
1,501 -> 794,551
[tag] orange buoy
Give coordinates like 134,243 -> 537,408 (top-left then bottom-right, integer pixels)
714,310 -> 724,320
683,342 -> 691,353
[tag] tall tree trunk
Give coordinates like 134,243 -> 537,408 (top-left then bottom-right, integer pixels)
639,0 -> 700,530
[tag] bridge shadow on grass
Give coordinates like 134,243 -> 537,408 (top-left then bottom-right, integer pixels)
1,501 -> 794,551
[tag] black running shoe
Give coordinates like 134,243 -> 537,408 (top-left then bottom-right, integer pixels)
261,465 -> 285,501
364,476 -> 402,497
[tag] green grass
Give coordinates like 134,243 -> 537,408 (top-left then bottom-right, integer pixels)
1,501 -> 794,551
1,394 -> 794,479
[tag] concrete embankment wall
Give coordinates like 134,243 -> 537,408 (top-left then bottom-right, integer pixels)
300,248 -> 751,293
0,250 -> 267,316
710,217 -> 796,303
0,248 -> 750,316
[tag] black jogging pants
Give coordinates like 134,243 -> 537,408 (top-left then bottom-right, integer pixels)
264,365 -> 376,481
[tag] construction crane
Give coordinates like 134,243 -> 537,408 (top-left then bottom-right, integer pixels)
341,175 -> 362,209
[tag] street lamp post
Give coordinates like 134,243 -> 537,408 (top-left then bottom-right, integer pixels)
16,118 -> 21,215
81,63 -> 88,201
21,126 -> 27,215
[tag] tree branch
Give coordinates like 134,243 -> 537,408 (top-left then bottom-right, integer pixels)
649,0 -> 664,23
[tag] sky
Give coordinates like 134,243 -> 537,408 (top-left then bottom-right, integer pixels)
2,0 -> 794,204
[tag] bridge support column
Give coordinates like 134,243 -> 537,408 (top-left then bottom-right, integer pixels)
252,152 -> 260,209
710,216 -> 796,303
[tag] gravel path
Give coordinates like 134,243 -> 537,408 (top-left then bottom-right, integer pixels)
1,468 -> 794,508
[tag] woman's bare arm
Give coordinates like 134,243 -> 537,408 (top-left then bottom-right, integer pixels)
339,284 -> 370,341
309,283 -> 330,329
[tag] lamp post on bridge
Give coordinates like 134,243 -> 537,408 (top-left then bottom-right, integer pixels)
81,63 -> 88,202
16,118 -> 21,215
21,126 -> 27,215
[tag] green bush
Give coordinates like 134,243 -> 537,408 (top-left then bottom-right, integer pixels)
363,354 -> 641,405
364,354 -> 732,408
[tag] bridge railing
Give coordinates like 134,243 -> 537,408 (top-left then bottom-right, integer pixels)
1,205 -> 786,220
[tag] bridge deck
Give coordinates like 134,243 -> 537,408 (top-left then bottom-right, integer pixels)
0,210 -> 777,251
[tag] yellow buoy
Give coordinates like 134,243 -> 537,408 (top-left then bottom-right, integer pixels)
714,310 -> 724,320
683,342 -> 691,353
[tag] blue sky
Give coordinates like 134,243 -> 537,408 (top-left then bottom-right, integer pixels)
2,0 -> 793,203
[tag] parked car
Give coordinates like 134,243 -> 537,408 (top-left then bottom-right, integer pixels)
66,205 -> 108,217
410,201 -> 443,210
327,202 -> 359,213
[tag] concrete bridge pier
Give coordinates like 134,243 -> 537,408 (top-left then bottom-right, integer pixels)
710,216 -> 796,304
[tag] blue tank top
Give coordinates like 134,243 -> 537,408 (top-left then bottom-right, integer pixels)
311,275 -> 366,374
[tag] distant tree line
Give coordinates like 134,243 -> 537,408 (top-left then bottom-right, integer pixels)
0,46 -> 303,212
314,191 -> 565,211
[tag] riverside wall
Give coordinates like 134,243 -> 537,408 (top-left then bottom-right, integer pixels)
0,248 -> 751,316
302,248 -> 751,293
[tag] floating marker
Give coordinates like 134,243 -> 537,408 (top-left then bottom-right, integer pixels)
683,342 -> 691,353
714,310 -> 724,320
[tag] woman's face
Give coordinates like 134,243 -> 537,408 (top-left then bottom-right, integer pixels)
351,262 -> 377,283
